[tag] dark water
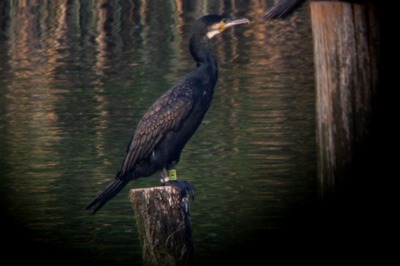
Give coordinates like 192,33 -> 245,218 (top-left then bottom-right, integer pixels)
0,1 -> 316,264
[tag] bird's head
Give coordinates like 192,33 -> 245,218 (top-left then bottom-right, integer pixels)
189,15 -> 249,63
193,15 -> 250,40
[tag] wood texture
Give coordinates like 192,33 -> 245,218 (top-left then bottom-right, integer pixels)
310,2 -> 378,198
130,186 -> 193,266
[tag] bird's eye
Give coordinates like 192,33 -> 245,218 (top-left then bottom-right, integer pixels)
222,18 -> 229,24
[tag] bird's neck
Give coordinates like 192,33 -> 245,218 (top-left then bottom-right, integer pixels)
189,35 -> 216,67
189,34 -> 218,92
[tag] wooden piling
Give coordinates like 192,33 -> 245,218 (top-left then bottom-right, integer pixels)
310,1 -> 379,199
130,186 -> 193,266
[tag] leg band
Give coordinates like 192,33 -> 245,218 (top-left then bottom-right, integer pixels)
168,169 -> 177,180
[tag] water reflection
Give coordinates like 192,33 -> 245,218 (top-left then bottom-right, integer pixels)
0,1 -> 315,264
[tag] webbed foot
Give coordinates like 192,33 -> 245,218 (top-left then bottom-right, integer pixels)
162,180 -> 195,201
160,168 -> 195,201
162,179 -> 194,214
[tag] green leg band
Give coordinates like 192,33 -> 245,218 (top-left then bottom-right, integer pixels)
168,169 -> 177,180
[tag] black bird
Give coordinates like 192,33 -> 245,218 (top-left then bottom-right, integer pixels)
86,15 -> 250,214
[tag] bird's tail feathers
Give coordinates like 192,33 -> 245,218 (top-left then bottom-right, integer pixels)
85,177 -> 129,214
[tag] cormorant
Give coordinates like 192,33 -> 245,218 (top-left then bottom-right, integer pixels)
86,15 -> 250,214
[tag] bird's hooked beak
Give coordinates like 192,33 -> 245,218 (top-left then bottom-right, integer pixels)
219,18 -> 250,32
206,17 -> 250,39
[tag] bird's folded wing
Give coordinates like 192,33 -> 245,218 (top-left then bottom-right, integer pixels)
120,84 -> 194,174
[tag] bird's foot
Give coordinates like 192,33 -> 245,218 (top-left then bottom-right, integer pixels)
162,179 -> 195,201
162,179 -> 194,214
160,168 -> 195,209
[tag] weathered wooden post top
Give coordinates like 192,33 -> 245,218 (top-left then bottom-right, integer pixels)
130,186 -> 194,266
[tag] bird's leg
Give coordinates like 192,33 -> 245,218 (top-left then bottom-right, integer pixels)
160,168 -> 170,183
167,168 -> 178,180
160,167 -> 195,202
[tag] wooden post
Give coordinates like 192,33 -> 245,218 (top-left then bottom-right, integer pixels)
130,186 -> 193,266
310,1 -> 379,199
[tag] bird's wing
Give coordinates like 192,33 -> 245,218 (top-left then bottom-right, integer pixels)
120,82 -> 195,175
263,0 -> 305,20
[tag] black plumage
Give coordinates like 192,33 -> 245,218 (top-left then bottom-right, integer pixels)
86,15 -> 249,214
